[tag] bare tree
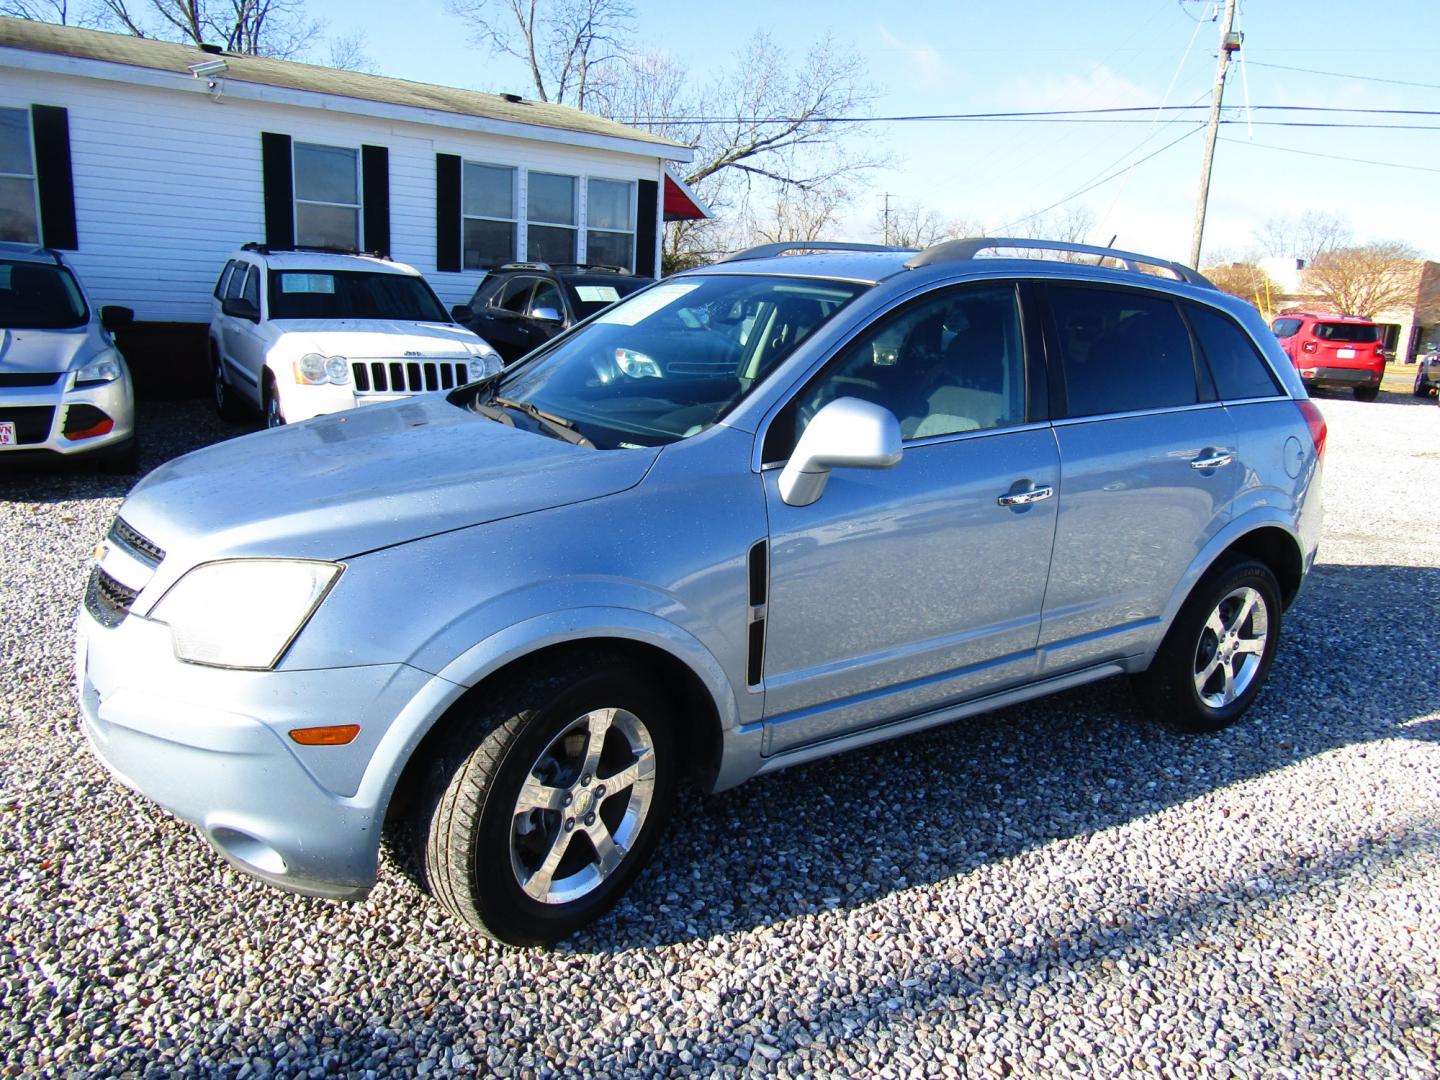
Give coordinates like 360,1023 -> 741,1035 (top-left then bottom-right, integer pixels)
1016,206 -> 1095,245
447,0 -> 633,109
1,0 -> 73,22
1203,261 -> 1279,310
90,0 -> 320,56
877,202 -> 950,248
1255,211 -> 1351,265
750,185 -> 849,245
1304,242 -> 1422,319
325,30 -> 375,73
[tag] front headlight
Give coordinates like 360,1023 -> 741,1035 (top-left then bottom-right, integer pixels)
615,348 -> 662,379
467,343 -> 503,381
148,559 -> 342,669
74,351 -> 122,388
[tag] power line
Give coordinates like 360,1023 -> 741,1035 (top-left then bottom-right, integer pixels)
1245,60 -> 1440,92
1218,136 -> 1440,174
619,104 -> 1440,125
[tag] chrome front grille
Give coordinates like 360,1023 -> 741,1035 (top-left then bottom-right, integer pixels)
85,566 -> 138,628
352,360 -> 471,395
108,517 -> 165,568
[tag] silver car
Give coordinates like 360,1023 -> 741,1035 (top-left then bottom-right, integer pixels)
76,238 -> 1324,945
0,243 -> 136,469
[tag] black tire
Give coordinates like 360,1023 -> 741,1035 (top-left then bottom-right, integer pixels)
212,345 -> 247,420
263,372 -> 285,429
1415,373 -> 1429,398
417,652 -> 677,946
1353,384 -> 1379,402
1132,556 -> 1282,734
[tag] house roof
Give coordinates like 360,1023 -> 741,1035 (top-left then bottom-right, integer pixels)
0,17 -> 688,155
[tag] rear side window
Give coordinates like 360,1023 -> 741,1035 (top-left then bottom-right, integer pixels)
497,277 -> 535,313
1271,317 -> 1302,338
223,262 -> 250,301
1187,305 -> 1282,401
241,266 -> 260,309
1049,285 -> 1198,417
214,260 -> 237,299
1314,321 -> 1381,343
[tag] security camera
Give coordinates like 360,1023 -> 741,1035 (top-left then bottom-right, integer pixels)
188,59 -> 228,78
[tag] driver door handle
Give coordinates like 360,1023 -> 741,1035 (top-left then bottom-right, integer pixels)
997,484 -> 1054,507
1190,451 -> 1234,470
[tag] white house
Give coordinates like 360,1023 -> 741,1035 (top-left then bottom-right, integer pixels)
0,18 -> 706,390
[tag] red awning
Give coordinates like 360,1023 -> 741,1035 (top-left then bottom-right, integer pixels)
663,172 -> 711,221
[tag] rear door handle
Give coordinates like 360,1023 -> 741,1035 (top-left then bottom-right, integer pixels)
1190,451 -> 1234,470
997,484 -> 1054,507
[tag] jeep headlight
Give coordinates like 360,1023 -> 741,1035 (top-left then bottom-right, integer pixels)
466,342 -> 503,381
74,350 -> 122,387
294,353 -> 350,385
148,559 -> 342,669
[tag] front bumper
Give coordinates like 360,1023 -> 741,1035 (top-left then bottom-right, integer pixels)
76,606 -> 434,899
0,373 -> 134,458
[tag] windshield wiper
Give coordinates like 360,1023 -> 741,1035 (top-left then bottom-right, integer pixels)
470,402 -> 516,426
493,397 -> 595,448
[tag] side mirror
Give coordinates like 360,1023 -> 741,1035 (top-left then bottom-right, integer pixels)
100,305 -> 134,331
531,306 -> 563,324
222,297 -> 260,322
451,304 -> 474,323
778,397 -> 902,507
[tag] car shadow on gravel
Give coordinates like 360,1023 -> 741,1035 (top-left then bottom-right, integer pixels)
570,561 -> 1440,954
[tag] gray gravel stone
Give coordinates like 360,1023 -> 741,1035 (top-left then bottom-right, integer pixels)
1,391 -> 1438,1078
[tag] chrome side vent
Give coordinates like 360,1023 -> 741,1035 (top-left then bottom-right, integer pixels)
745,539 -> 767,687
108,517 -> 165,568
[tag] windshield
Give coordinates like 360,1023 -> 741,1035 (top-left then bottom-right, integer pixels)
1314,321 -> 1381,343
462,274 -> 868,449
267,270 -> 451,321
0,260 -> 88,329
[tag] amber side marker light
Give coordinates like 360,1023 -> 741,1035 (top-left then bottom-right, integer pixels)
289,724 -> 360,746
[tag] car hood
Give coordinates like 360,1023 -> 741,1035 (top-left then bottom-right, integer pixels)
0,325 -> 100,374
271,320 -> 490,357
119,394 -> 660,565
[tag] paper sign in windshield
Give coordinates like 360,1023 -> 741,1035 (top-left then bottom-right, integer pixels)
574,285 -> 621,303
596,282 -> 700,326
279,273 -> 337,294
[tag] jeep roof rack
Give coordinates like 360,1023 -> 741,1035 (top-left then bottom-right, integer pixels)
547,262 -> 633,275
241,242 -> 392,260
905,237 -> 1215,288
720,241 -> 915,263
496,261 -> 553,272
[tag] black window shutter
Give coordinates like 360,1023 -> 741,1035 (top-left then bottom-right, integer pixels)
435,153 -> 461,272
30,105 -> 77,250
361,145 -> 390,256
636,178 -> 659,277
261,132 -> 294,249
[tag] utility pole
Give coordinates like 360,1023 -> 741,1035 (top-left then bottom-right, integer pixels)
882,192 -> 893,246
1188,0 -> 1241,269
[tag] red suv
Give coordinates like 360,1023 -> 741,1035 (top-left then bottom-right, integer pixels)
1271,312 -> 1386,401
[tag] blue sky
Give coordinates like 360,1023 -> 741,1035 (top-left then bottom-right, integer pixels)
313,0 -> 1440,263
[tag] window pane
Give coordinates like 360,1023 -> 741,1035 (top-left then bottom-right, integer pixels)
586,230 -> 634,271
463,218 -> 516,269
531,279 -> 563,316
1050,286 -> 1198,417
498,278 -> 534,312
528,223 -> 576,263
241,266 -> 260,307
587,179 -> 632,231
529,173 -> 575,225
294,143 -> 357,205
224,261 -> 249,299
0,108 -> 33,176
1271,318 -> 1302,338
0,176 -> 39,244
464,163 -> 515,220
296,202 -> 359,249
1188,305 -> 1282,400
796,285 -> 1025,442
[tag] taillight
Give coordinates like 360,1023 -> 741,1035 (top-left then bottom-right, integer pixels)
1296,399 -> 1327,460
1301,340 -> 1318,353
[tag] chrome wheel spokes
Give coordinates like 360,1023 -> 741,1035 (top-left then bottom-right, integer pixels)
1193,586 -> 1269,709
509,707 -> 657,905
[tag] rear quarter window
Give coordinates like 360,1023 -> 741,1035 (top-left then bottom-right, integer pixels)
1271,317 -> 1302,338
214,260 -> 237,300
1049,285 -> 1199,417
1187,304 -> 1283,401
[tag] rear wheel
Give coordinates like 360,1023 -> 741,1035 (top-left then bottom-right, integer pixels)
212,346 -> 246,420
418,654 -> 677,946
1133,557 -> 1281,734
1353,383 -> 1379,402
1414,373 -> 1429,398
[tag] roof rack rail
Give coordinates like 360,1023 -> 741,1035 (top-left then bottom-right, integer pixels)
905,237 -> 1214,288
241,242 -> 391,260
546,262 -> 633,275
720,241 -> 915,263
497,261 -> 553,272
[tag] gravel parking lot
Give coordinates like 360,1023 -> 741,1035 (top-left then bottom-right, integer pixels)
2,390 -> 1437,1078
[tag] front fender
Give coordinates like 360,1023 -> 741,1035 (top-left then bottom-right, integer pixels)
349,605 -> 740,814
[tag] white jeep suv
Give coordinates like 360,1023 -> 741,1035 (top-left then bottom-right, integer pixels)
209,246 -> 502,427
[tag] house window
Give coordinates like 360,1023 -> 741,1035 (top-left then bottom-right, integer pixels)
293,142 -> 359,250
527,172 -> 576,263
586,179 -> 635,271
463,162 -> 516,269
0,108 -> 39,245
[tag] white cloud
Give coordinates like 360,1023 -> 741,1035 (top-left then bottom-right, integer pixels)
875,26 -> 952,92
1003,63 -> 1161,112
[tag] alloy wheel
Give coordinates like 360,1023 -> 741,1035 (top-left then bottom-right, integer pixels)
1192,586 -> 1269,709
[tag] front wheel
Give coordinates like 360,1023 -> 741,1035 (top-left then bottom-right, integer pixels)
1414,373 -> 1429,398
263,372 -> 285,429
418,655 -> 677,946
1133,557 -> 1282,734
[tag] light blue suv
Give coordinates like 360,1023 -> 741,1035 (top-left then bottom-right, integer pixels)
76,239 -> 1324,945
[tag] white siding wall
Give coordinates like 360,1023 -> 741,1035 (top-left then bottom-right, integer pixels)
0,65 -> 665,323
